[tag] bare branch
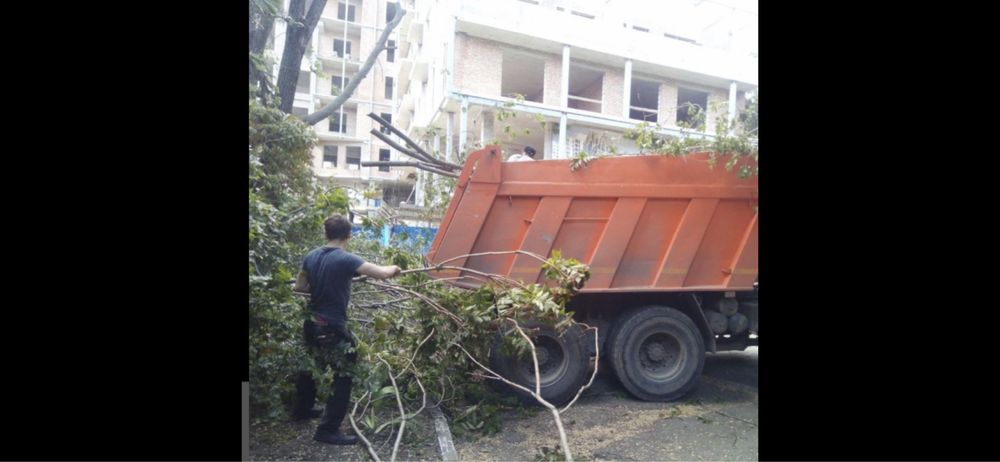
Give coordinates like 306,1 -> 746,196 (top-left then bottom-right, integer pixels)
361,160 -> 459,178
511,319 -> 574,462
435,250 -> 549,267
349,391 -> 381,462
369,128 -> 448,168
395,328 -> 435,381
559,323 -> 599,414
511,319 -> 543,398
378,356 -> 407,462
364,280 -> 465,325
367,113 -> 462,170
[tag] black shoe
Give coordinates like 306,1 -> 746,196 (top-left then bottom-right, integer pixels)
313,429 -> 359,445
291,408 -> 323,420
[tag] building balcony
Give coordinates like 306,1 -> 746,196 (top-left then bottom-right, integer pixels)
316,52 -> 362,71
316,131 -> 368,144
397,56 -> 428,95
397,8 -> 420,42
319,15 -> 364,35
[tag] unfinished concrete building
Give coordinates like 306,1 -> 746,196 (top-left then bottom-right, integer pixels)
394,0 -> 758,168
271,0 -> 418,216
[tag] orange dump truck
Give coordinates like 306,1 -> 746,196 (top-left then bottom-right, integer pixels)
426,146 -> 758,404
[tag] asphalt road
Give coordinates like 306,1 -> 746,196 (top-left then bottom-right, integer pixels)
455,346 -> 759,461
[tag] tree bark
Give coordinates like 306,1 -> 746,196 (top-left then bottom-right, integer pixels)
302,2 -> 403,125
249,0 -> 279,101
276,0 -> 328,113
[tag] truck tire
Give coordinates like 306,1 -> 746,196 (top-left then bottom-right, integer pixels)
727,313 -> 749,334
610,306 -> 705,402
489,322 -> 589,406
704,309 -> 729,334
717,298 -> 739,316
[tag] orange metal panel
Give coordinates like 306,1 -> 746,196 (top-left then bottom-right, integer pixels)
565,198 -> 618,219
683,200 -> 758,288
497,183 -> 756,199
427,150 -> 484,262
612,199 -> 690,288
653,199 -> 720,288
464,197 -> 540,277
724,213 -> 758,288
430,182 -> 500,273
586,198 -> 647,289
545,218 -> 609,282
427,146 -> 758,292
544,198 -> 618,275
508,197 -> 572,284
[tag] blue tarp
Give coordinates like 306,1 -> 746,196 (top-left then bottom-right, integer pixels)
351,225 -> 438,253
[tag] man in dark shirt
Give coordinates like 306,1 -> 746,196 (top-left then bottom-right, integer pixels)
292,214 -> 401,445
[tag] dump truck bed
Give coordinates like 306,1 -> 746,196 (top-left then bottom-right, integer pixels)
426,146 -> 758,292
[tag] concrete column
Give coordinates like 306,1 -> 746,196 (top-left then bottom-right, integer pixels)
432,133 -> 441,160
543,121 -> 554,160
446,111 -> 455,162
728,81 -> 738,131
340,13 -> 348,134
560,45 -> 570,108
415,171 -> 425,206
622,59 -> 632,119
459,97 -> 469,156
558,113 -> 567,159
480,110 -> 494,144
447,16 -> 457,91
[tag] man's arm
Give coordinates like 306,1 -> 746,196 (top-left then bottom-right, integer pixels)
293,271 -> 310,293
356,262 -> 402,280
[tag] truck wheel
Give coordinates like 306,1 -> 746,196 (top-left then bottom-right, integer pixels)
489,322 -> 589,406
610,306 -> 705,401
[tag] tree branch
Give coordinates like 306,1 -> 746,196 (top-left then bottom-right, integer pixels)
450,320 -> 576,462
559,323 -> 599,414
302,2 -> 404,124
361,160 -> 459,178
378,356 -> 407,462
368,113 -> 462,170
349,391 -> 381,462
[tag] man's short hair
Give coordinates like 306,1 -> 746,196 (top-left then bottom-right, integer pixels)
324,215 -> 353,241
524,146 -> 536,157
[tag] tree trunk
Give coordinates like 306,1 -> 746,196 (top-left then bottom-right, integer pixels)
249,0 -> 279,101
276,0 -> 328,113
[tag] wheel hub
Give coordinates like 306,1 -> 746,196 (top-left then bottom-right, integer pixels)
638,333 -> 683,380
646,343 -> 667,361
536,347 -> 551,366
515,335 -> 568,387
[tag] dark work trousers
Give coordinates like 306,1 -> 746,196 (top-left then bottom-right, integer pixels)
294,319 -> 358,433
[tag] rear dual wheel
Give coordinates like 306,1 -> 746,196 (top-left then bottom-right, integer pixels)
607,306 -> 705,401
488,322 -> 590,406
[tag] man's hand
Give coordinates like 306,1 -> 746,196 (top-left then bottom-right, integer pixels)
358,262 -> 403,280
